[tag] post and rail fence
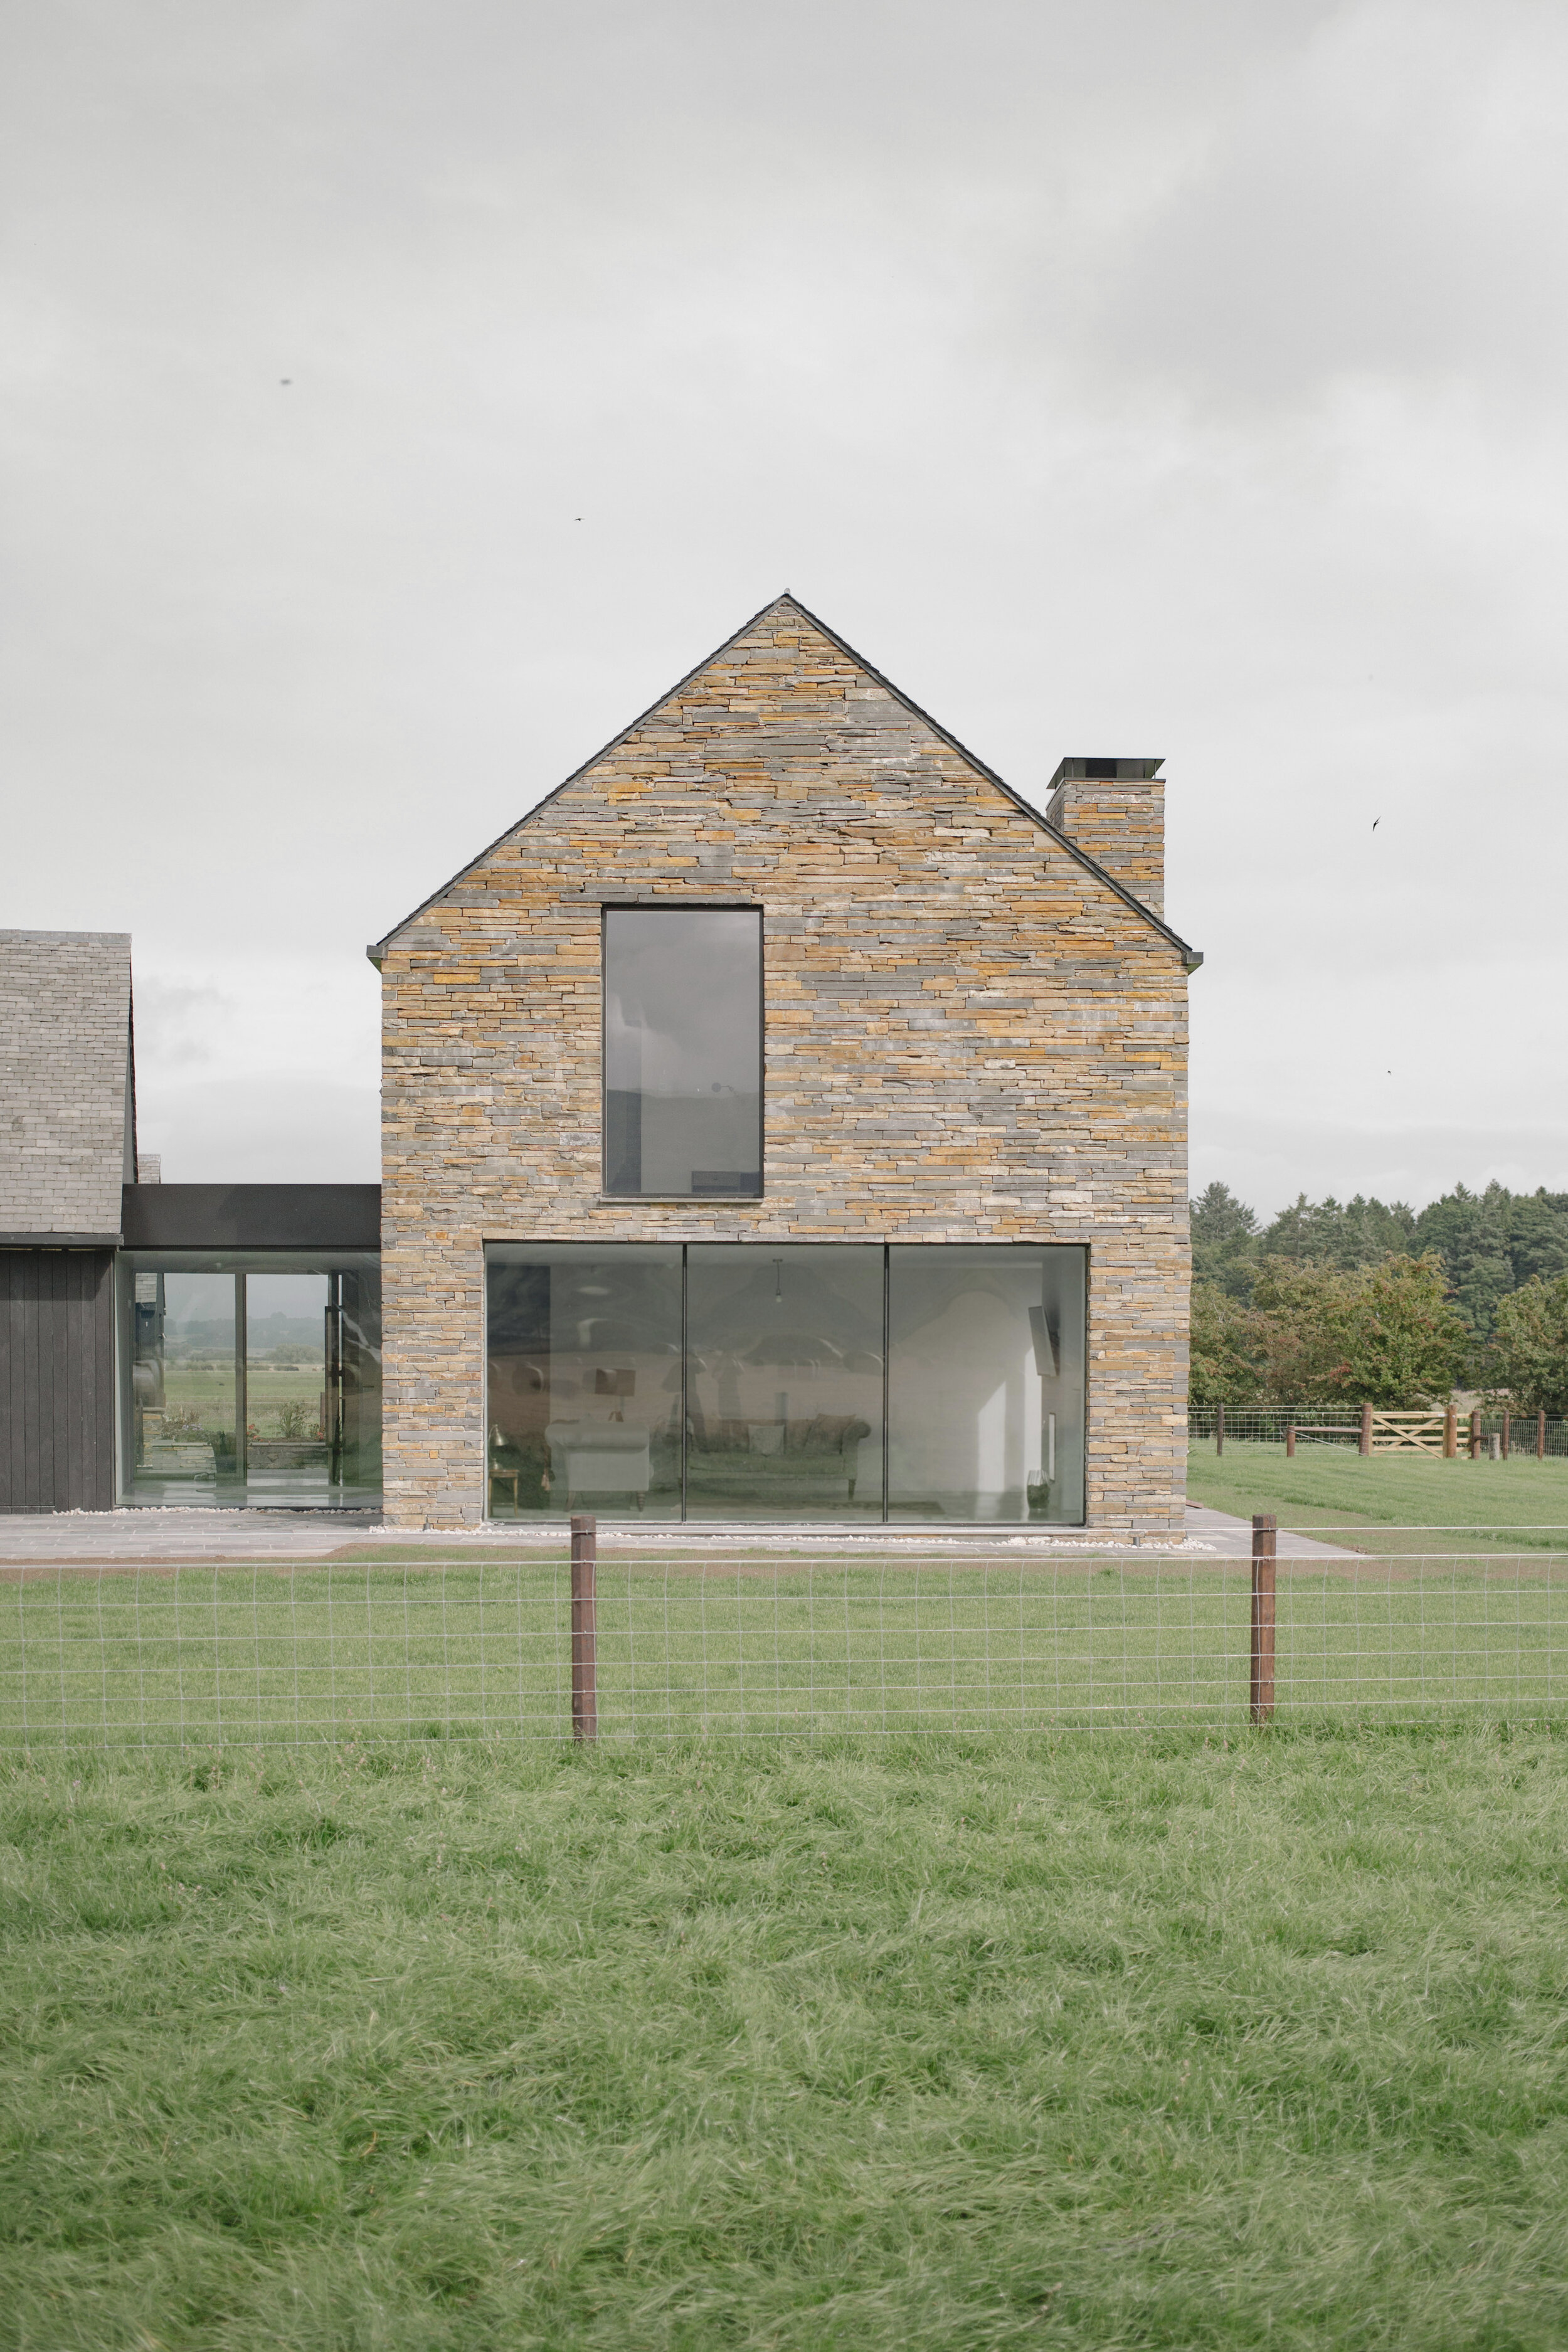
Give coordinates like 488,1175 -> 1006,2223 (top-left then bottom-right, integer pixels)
3,1509 -> 1566,1752
1190,1405 -> 1564,1458
570,1513 -> 598,1744
1249,1513 -> 1275,1723
571,1515 -> 1287,1737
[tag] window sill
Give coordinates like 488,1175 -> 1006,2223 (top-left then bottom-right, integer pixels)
596,1195 -> 765,1205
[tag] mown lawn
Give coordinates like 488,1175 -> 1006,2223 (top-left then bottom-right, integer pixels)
3,1729 -> 1567,2349
1187,1444 -> 1568,1554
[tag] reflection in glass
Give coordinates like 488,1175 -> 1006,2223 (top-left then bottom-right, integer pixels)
130,1271 -> 235,1495
887,1248 -> 1086,1523
686,1246 -> 883,1518
122,1256 -> 381,1508
603,909 -> 761,1197
331,1267 -> 383,1497
482,1244 -> 1087,1525
485,1245 -> 682,1517
244,1271 -> 329,1499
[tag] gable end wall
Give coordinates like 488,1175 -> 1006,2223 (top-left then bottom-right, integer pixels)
379,606 -> 1191,1530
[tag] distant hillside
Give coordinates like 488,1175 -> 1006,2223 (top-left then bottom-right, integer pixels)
160,1312 -> 326,1359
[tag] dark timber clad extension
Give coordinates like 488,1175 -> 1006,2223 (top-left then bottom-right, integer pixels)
120,1185 -> 382,1253
0,1249 -> 116,1512
0,915 -> 386,1520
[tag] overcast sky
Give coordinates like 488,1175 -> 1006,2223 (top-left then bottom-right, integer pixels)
5,0 -> 1565,1217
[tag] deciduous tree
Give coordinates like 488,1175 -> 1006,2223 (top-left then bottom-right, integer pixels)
1486,1276 -> 1568,1414
1190,1253 -> 1470,1409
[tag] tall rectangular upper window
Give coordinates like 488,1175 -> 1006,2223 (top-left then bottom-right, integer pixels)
602,908 -> 763,1197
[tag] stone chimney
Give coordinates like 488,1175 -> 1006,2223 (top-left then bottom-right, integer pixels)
1044,758 -> 1165,918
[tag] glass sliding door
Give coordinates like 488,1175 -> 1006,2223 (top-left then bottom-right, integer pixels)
484,1242 -> 1087,1524
331,1267 -> 384,1499
129,1271 -> 237,1500
243,1269 -> 329,1502
120,1253 -> 381,1508
485,1244 -> 682,1517
686,1246 -> 883,1518
887,1247 -> 1086,1523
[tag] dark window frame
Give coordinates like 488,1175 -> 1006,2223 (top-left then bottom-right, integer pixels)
598,902 -> 766,1202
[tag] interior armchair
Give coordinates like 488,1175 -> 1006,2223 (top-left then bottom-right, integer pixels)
488,1422 -> 526,1514
544,1419 -> 652,1510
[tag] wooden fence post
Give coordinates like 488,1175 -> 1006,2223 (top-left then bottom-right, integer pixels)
1285,1423 -> 1296,1459
1469,1407 -> 1481,1461
1216,1400 -> 1224,1456
570,1514 -> 598,1744
1539,1409 -> 1547,1461
1250,1514 -> 1276,1724
1502,1409 -> 1510,1461
1444,1405 -> 1458,1459
1360,1402 -> 1372,1456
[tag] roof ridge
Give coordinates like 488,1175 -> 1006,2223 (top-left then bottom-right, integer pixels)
367,593 -> 1200,970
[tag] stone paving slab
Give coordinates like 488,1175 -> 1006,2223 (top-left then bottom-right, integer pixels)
0,1504 -> 1359,1565
1182,1504 -> 1361,1560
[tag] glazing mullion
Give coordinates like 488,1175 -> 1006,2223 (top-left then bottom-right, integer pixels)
233,1273 -> 248,1488
679,1243 -> 689,1522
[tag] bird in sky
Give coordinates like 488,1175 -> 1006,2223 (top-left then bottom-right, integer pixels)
1372,817 -> 1380,829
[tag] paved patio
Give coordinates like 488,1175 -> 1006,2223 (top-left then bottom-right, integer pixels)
0,1502 -> 1359,1564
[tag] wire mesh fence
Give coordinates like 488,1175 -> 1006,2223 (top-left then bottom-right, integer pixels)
1187,1407 -> 1568,1454
1189,1407 -> 1362,1446
3,1535 -> 1565,1749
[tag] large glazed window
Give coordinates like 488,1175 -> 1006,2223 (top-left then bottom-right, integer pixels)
603,908 -> 762,1197
118,1253 -> 381,1509
485,1244 -> 1087,1523
887,1247 -> 1086,1523
486,1244 -> 682,1517
686,1246 -> 884,1520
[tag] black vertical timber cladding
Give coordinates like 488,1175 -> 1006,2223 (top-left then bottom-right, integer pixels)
0,1251 -> 117,1513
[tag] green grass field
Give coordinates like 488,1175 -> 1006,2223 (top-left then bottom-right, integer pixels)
155,1360 -> 328,1443
1187,1444 -> 1568,1555
3,1551 -> 1565,1750
3,1729 -> 1567,2349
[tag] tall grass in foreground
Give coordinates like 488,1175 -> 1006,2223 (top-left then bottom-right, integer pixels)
2,1556 -> 1565,1749
3,1727 -> 1567,2349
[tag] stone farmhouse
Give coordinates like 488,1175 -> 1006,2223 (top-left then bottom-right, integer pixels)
1,595 -> 1200,1529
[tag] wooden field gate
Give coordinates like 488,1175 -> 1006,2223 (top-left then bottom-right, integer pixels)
1368,1410 -> 1453,1456
1285,1406 -> 1510,1460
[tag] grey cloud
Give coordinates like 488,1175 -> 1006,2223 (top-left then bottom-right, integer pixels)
3,0 -> 1564,1217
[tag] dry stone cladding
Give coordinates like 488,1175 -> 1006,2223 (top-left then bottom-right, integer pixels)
376,598 -> 1195,1530
1045,772 -> 1167,918
0,931 -> 134,1239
